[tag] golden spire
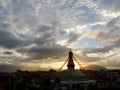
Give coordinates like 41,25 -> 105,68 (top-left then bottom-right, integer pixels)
67,49 -> 75,69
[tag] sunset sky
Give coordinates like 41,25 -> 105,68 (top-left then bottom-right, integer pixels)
0,0 -> 120,72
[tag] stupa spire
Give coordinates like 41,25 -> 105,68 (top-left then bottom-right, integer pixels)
67,49 -> 75,69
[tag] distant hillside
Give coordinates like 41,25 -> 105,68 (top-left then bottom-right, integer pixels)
81,64 -> 107,71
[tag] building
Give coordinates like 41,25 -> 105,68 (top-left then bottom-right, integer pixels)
56,49 -> 96,90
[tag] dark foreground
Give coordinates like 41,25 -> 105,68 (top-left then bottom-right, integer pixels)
0,69 -> 120,90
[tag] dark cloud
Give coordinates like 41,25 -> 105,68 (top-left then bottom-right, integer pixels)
82,46 -> 112,54
113,39 -> 120,48
99,0 -> 120,12
67,32 -> 81,44
0,64 -> 21,72
0,25 -> 22,49
106,16 -> 120,35
37,25 -> 51,31
77,55 -> 101,63
84,37 -> 120,54
3,51 -> 13,55
34,25 -> 55,46
17,45 -> 68,60
0,2 -> 23,49
89,30 -> 113,42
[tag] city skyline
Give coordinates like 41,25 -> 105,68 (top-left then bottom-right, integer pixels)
0,0 -> 120,72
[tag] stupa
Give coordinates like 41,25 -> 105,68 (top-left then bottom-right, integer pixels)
57,49 -> 96,90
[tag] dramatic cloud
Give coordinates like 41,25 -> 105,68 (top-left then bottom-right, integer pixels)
0,0 -> 120,71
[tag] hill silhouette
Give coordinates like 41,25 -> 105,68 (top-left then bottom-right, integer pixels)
81,64 -> 107,71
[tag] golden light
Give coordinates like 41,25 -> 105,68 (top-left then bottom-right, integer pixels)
74,60 -> 81,69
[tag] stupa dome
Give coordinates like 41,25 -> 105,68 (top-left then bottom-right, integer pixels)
58,69 -> 88,82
